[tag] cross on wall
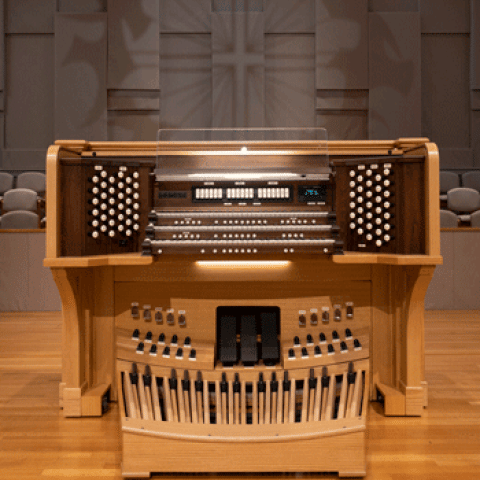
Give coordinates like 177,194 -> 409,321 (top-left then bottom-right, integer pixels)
212,12 -> 265,127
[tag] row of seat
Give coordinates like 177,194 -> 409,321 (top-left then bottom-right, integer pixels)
0,172 -> 45,199
0,211 -> 41,229
440,171 -> 480,199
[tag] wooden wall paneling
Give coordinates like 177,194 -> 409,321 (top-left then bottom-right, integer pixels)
368,0 -> 419,11
453,232 -> 480,309
316,90 -> 368,111
160,34 -> 212,129
0,0 -> 4,92
5,0 -> 56,34
107,0 -> 159,90
5,35 -> 54,151
265,34 -> 315,127
265,0 -> 315,33
212,12 -> 265,127
54,14 -> 107,141
470,111 -> 480,167
1,150 -> 48,172
472,0 -> 480,89
315,0 -> 369,90
58,0 -> 107,13
159,0 -> 211,33
420,0 -> 470,34
424,232 -> 454,310
316,111 -> 368,140
422,35 -> 470,149
0,115 -> 4,169
369,12 -> 421,140
212,1 -> 264,12
0,233 -> 29,311
108,112 -> 159,142
438,148 -> 474,170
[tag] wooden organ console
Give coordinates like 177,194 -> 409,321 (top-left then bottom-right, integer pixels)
45,134 -> 441,478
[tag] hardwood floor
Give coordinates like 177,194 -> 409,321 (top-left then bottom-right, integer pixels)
0,310 -> 479,479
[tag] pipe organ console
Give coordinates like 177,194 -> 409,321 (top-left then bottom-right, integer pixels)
45,134 -> 441,478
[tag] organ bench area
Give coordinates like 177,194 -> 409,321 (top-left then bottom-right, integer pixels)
44,137 -> 442,478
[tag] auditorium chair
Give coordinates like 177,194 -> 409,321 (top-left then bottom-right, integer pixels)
461,171 -> 480,193
447,188 -> 480,224
440,171 -> 460,203
440,209 -> 459,228
16,172 -> 46,197
0,211 -> 39,229
1,188 -> 39,213
0,172 -> 14,201
470,210 -> 480,228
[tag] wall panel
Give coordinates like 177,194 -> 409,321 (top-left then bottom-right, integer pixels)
368,0 -> 418,12
58,0 -> 107,13
317,111 -> 368,140
160,34 -> 212,129
265,34 -> 315,127
5,0 -> 56,33
212,12 -> 265,127
55,14 -> 107,141
159,0 -> 211,33
265,0 -> 315,33
420,0 -> 470,34
369,12 -> 421,140
315,0 -> 369,90
422,35 -> 470,149
108,112 -> 159,141
5,35 -> 54,151
107,0 -> 159,90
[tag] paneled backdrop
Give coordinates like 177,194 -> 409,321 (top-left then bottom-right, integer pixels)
0,0 -> 478,172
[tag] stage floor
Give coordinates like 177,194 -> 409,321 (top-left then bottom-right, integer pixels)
0,310 -> 479,479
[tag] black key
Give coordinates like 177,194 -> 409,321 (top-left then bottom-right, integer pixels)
270,372 -> 278,393
129,363 -> 138,384
260,312 -> 279,366
195,371 -> 203,391
220,373 -> 228,393
218,315 -> 238,366
257,373 -> 266,393
182,371 -> 190,391
240,314 -> 258,365
283,371 -> 291,391
169,369 -> 177,389
143,365 -> 152,387
309,369 -> 317,389
321,366 -> 329,388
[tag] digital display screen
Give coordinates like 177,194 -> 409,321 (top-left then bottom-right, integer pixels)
298,185 -> 327,202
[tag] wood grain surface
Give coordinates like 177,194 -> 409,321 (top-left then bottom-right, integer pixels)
1,310 -> 479,479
